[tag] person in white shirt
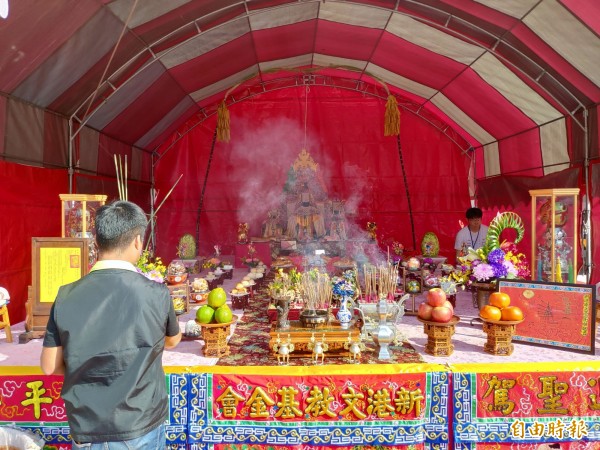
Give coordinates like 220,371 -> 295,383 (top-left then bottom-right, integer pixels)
455,207 -> 488,259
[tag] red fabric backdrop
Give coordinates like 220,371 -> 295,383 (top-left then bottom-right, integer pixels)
154,87 -> 472,263
0,161 -> 68,323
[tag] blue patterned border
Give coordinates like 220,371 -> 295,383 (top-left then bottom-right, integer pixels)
453,372 -> 600,444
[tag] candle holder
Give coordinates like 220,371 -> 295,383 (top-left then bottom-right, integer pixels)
273,333 -> 294,365
371,295 -> 394,360
308,333 -> 328,365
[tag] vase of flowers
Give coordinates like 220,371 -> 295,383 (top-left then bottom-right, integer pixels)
136,250 -> 167,283
243,243 -> 261,267
332,270 -> 357,329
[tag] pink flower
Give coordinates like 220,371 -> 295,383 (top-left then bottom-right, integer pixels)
473,263 -> 495,281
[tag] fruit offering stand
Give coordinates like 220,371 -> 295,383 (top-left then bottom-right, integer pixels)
197,315 -> 239,357
481,318 -> 523,356
418,315 -> 460,356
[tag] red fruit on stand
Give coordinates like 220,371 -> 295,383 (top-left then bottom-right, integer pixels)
442,300 -> 454,312
431,306 -> 453,323
427,288 -> 447,307
417,302 -> 434,321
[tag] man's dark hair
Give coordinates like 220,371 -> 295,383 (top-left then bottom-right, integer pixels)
466,207 -> 483,219
95,201 -> 148,252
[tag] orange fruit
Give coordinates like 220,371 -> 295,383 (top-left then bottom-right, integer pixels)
480,305 -> 502,321
501,306 -> 524,321
489,292 -> 511,309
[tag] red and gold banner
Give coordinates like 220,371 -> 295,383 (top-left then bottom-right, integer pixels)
0,374 -> 66,423
454,362 -> 600,448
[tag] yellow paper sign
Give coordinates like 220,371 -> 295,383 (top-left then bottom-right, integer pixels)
39,247 -> 83,303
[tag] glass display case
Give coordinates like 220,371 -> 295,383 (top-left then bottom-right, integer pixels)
59,194 -> 107,267
529,188 -> 579,283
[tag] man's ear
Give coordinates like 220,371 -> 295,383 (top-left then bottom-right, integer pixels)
134,234 -> 143,251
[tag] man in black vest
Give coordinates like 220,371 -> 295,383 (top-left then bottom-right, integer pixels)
41,200 -> 181,449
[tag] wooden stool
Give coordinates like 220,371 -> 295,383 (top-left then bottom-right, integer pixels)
0,303 -> 13,343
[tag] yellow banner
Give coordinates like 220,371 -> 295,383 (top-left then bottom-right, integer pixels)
39,247 -> 82,302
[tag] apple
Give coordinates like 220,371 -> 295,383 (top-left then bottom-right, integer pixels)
417,302 -> 434,321
442,300 -> 454,312
431,306 -> 453,323
427,288 -> 447,307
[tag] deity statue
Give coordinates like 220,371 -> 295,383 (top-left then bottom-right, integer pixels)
327,199 -> 347,241
367,221 -> 377,242
237,223 -> 249,244
263,209 -> 282,239
283,149 -> 327,241
294,182 -> 326,241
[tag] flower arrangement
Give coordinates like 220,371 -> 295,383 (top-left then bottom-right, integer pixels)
136,250 -> 167,283
331,270 -> 358,300
451,212 -> 530,286
268,268 -> 298,301
242,244 -> 261,267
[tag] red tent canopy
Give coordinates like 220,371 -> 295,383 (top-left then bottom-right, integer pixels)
0,1 -> 599,321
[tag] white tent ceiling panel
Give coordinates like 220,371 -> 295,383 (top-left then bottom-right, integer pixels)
430,94 -> 494,146
312,54 -> 367,72
319,2 -> 391,29
365,64 -> 437,100
474,0 -> 539,19
386,13 -> 485,66
483,142 -> 501,177
540,118 -> 570,176
259,55 -> 313,72
524,0 -> 600,86
472,53 -> 562,125
160,18 -> 251,68
249,2 -> 318,30
136,97 -> 196,149
108,0 -> 191,29
190,66 -> 258,103
87,62 -> 167,130
12,9 -> 123,106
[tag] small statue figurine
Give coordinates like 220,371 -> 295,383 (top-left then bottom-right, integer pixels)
366,221 -> 377,242
237,223 -> 249,244
273,333 -> 294,365
344,333 -> 366,364
308,333 -> 328,365
263,209 -> 282,239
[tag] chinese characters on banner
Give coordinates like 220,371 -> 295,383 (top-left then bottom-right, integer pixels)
454,370 -> 600,448
2,369 -> 600,449
188,372 -> 448,448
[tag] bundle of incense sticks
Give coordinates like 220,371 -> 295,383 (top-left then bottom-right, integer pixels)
300,270 -> 332,311
114,154 -> 127,201
362,262 -> 399,302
